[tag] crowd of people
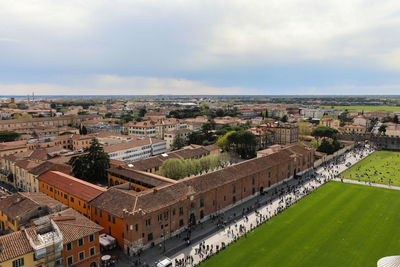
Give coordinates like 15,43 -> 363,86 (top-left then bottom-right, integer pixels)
154,143 -> 375,267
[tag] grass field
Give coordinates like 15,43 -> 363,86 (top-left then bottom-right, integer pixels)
201,182 -> 400,267
341,151 -> 400,186
323,105 -> 400,112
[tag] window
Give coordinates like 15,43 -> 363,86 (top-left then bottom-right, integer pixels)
232,184 -> 236,194
179,219 -> 184,227
12,258 -> 24,267
135,224 -> 138,231
232,196 -> 236,204
90,246 -> 96,256
78,238 -> 84,247
89,234 -> 94,242
148,232 -> 153,241
145,218 -> 151,226
79,251 -> 85,261
50,187 -> 53,192
200,197 -> 204,208
252,176 -> 255,185
108,214 -> 111,222
172,208 -> 176,216
94,208 -> 97,215
66,242 -> 72,251
179,206 -> 184,216
70,197 -> 74,203
100,211 -> 102,218
164,211 -> 168,220
158,214 -> 162,222
67,256 -> 73,266
64,194 -> 67,199
112,216 -> 116,224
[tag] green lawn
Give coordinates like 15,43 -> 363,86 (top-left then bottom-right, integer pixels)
201,182 -> 400,267
341,151 -> 400,186
323,105 -> 400,112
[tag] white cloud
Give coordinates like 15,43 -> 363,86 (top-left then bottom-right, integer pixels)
0,75 -> 245,95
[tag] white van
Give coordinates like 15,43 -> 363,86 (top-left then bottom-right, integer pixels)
156,257 -> 172,267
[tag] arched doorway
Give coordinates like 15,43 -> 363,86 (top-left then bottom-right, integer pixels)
189,213 -> 196,226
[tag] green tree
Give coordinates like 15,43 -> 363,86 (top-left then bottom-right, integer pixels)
138,107 -> 147,117
0,131 -> 21,142
171,135 -> 187,150
378,125 -> 387,134
68,138 -> 110,184
216,131 -> 235,151
311,126 -> 338,139
80,125 -> 88,135
280,115 -> 288,122
8,103 -> 17,109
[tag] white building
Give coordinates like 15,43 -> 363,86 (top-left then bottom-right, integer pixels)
104,138 -> 167,162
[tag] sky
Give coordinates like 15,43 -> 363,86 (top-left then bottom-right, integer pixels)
1,0 -> 400,95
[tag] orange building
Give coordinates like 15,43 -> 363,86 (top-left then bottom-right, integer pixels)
89,196 -> 125,248
50,208 -> 103,267
37,171 -> 106,218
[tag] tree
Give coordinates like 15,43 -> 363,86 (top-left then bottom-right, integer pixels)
297,121 -> 312,136
159,154 -> 230,180
215,109 -> 224,117
280,115 -> 288,122
311,126 -> 338,139
138,107 -> 147,117
8,103 -> 17,109
0,132 -> 21,142
378,125 -> 387,134
171,135 -> 187,150
68,138 -> 110,184
80,125 -> 88,135
199,102 -> 209,110
216,131 -> 235,151
394,115 -> 399,124
21,113 -> 32,119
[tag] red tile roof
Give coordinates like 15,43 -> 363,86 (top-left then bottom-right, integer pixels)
0,231 -> 33,262
38,171 -> 106,202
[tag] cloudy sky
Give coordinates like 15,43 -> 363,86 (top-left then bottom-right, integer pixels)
1,0 -> 400,95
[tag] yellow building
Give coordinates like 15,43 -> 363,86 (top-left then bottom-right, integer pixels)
319,117 -> 340,129
0,192 -> 66,233
0,225 -> 63,267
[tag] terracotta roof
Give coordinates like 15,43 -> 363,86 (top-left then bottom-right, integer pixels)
0,192 -> 60,220
49,208 -> 103,244
0,231 -> 33,262
108,166 -> 176,188
89,187 -> 139,218
19,192 -> 66,211
29,161 -> 72,176
0,140 -> 27,151
15,160 -> 41,171
37,171 -> 106,202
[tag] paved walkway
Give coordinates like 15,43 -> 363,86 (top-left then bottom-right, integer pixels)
333,178 -> 400,191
